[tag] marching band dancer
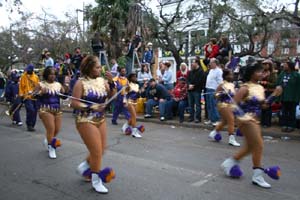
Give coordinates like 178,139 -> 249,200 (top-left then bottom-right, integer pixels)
221,63 -> 281,188
209,69 -> 240,146
34,67 -> 66,159
124,72 -> 144,138
71,56 -> 115,194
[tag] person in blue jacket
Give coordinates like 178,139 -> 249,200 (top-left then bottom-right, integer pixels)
5,72 -> 23,125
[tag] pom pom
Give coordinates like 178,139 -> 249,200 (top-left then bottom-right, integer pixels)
99,167 -> 116,183
236,129 -> 243,137
125,127 -> 132,135
137,125 -> 145,133
214,133 -> 222,142
264,166 -> 281,180
50,138 -> 61,149
229,165 -> 243,178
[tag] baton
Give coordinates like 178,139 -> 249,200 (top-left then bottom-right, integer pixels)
58,86 -> 127,107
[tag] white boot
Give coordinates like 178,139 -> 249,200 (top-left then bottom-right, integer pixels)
76,160 -> 91,181
252,168 -> 271,188
91,173 -> 108,194
228,135 -> 241,147
131,128 -> 142,138
48,145 -> 56,159
221,157 -> 243,178
43,138 -> 48,151
122,122 -> 128,132
76,160 -> 90,175
209,130 -> 222,142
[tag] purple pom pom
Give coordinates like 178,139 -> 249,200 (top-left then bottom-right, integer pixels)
99,167 -> 115,183
125,127 -> 132,135
229,165 -> 243,178
264,166 -> 281,180
82,168 -> 91,177
214,133 -> 222,142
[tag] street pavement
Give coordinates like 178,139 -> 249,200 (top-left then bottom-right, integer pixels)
0,105 -> 300,200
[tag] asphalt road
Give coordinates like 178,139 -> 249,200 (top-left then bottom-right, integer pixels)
0,106 -> 299,200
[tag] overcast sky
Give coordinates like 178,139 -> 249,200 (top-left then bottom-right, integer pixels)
0,0 -> 296,28
0,0 -> 96,27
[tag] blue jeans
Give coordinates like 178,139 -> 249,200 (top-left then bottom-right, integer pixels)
205,88 -> 220,122
164,84 -> 174,91
188,91 -> 201,121
146,99 -> 169,118
166,99 -> 187,121
24,99 -> 38,127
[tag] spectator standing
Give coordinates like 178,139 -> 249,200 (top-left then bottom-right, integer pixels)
125,34 -> 142,75
110,59 -> 119,78
137,63 -> 152,87
156,61 -> 165,83
144,79 -> 172,121
143,42 -> 154,66
276,60 -> 300,132
187,60 -> 205,123
44,51 -> 54,67
162,61 -> 174,90
217,36 -> 232,64
176,62 -> 189,81
260,59 -> 277,127
71,47 -> 83,72
91,32 -> 106,65
205,58 -> 223,126
204,38 -> 219,65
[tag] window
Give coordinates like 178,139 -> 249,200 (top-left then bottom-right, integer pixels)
281,48 -> 289,55
267,40 -> 275,55
297,39 -> 300,53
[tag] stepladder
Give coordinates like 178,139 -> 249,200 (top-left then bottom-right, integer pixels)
131,51 -> 142,72
99,50 -> 110,70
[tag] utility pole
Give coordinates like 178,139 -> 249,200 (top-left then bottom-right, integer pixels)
10,23 -> 13,70
208,0 -> 213,39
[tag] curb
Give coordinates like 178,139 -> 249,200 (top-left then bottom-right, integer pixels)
43,107 -> 300,141
1,102 -> 299,141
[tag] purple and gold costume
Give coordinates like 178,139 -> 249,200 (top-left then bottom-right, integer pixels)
236,82 -> 265,122
112,76 -> 131,122
127,82 -> 139,105
38,81 -> 63,115
75,77 -> 107,126
216,81 -> 235,108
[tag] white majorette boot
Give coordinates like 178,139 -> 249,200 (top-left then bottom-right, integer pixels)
209,130 -> 222,142
91,173 -> 108,194
252,168 -> 271,188
43,138 -> 48,150
76,160 -> 91,181
221,157 -> 243,178
48,145 -> 56,159
228,135 -> 241,147
122,122 -> 132,135
131,127 -> 142,138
